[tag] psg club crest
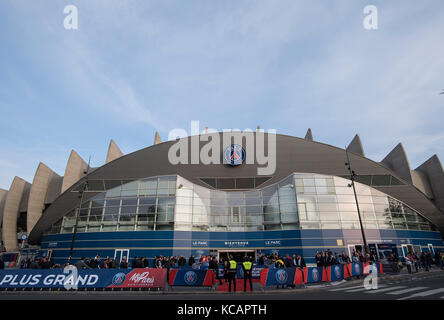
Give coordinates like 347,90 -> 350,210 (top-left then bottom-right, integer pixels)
334,266 -> 341,278
312,268 -> 319,281
224,144 -> 245,166
354,264 -> 361,274
184,271 -> 198,285
112,273 -> 126,286
275,269 -> 288,284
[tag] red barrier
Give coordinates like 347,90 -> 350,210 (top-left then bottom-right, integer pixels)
344,263 -> 352,279
294,268 -> 304,285
322,267 -> 328,282
168,269 -> 178,286
259,269 -> 268,287
326,267 -> 331,282
203,270 -> 216,286
379,262 -> 384,274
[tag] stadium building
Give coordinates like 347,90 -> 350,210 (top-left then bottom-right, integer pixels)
1,129 -> 444,265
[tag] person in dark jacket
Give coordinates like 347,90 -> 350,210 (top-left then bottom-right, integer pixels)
258,254 -> 265,266
75,257 -> 91,269
178,256 -> 186,267
0,257 -> 4,269
209,256 -> 222,285
296,254 -> 306,268
188,255 -> 195,267
120,257 -> 129,269
30,259 -> 41,269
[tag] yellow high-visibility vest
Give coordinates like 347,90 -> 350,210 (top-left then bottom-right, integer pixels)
229,260 -> 237,270
243,261 -> 252,270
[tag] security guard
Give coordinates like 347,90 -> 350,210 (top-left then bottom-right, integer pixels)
242,256 -> 253,292
228,255 -> 238,292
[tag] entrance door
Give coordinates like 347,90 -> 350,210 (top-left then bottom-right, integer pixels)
401,245 -> 412,257
218,250 -> 255,263
114,249 -> 130,264
348,244 -> 363,259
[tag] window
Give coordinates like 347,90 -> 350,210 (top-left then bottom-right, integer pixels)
232,206 -> 240,223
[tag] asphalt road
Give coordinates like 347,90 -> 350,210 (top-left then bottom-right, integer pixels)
1,270 -> 443,300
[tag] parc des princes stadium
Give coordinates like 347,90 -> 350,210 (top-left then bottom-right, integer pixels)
1,128 -> 444,268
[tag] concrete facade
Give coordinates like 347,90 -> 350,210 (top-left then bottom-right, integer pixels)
105,139 -> 123,164
154,132 -> 162,145
347,134 -> 365,157
61,150 -> 88,193
1,132 -> 442,251
304,128 -> 313,141
416,155 -> 444,215
2,177 -> 30,251
27,163 -> 61,233
381,143 -> 413,183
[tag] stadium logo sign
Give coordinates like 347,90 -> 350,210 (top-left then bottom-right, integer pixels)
112,273 -> 126,286
224,144 -> 245,166
184,271 -> 198,285
275,269 -> 288,284
167,121 -> 276,175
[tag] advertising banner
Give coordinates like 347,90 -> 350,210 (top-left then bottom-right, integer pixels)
168,269 -> 215,287
326,264 -> 344,282
0,268 -> 166,289
259,267 -> 296,287
303,267 -> 326,284
350,262 -> 363,277
108,268 -> 166,288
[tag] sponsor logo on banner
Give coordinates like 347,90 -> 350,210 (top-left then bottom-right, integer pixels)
129,271 -> 155,285
184,271 -> 198,285
112,273 -> 126,286
312,268 -> 319,281
275,269 -> 288,284
354,263 -> 361,274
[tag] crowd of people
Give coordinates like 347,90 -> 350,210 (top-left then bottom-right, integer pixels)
4,249 -> 444,274
388,250 -> 443,273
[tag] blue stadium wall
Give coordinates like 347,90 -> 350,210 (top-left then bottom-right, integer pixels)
41,229 -> 444,266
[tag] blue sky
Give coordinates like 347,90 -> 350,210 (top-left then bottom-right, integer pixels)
0,0 -> 443,189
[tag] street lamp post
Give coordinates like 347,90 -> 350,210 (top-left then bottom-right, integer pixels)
67,158 -> 90,265
345,148 -> 369,255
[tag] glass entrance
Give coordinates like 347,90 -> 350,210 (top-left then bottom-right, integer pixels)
218,250 -> 255,263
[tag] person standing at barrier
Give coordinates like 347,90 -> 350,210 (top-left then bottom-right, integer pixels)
120,257 -> 128,269
209,256 -> 223,285
242,256 -> 253,292
75,257 -> 91,269
296,254 -> 306,269
223,260 -> 229,284
228,255 -> 237,292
